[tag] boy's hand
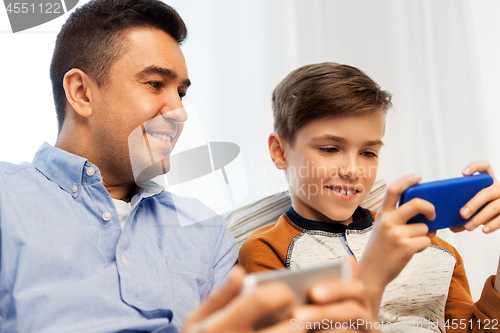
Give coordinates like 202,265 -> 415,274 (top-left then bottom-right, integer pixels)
358,174 -> 435,316
451,160 -> 500,233
183,262 -> 381,333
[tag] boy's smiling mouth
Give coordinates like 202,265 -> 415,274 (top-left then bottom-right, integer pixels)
324,184 -> 361,200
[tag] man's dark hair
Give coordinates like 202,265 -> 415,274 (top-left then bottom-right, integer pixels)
272,62 -> 392,144
50,0 -> 187,132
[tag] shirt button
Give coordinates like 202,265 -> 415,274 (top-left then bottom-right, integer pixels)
72,184 -> 78,193
121,257 -> 130,266
86,167 -> 95,176
102,212 -> 112,221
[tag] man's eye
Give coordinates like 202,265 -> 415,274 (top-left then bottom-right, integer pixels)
362,151 -> 377,158
148,81 -> 163,90
178,91 -> 186,100
320,147 -> 339,153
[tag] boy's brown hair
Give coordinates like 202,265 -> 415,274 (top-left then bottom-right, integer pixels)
272,62 -> 392,144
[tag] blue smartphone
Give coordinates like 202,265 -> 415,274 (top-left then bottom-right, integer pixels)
399,173 -> 494,231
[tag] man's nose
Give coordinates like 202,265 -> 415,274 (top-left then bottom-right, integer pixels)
161,106 -> 188,124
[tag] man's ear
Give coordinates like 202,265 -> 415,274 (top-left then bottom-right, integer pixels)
268,132 -> 288,170
63,69 -> 94,118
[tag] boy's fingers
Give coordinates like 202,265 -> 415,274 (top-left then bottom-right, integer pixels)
482,215 -> 500,233
463,201 -> 500,231
461,186 -> 500,220
396,222 -> 430,238
407,236 -> 432,253
380,174 -> 422,212
187,266 -> 244,322
396,197 -> 436,222
462,160 -> 495,177
450,225 -> 466,233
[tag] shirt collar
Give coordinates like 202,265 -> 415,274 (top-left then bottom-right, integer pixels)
286,206 -> 373,233
32,142 -> 90,198
31,142 -> 165,200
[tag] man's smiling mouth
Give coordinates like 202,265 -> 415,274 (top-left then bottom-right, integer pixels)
148,131 -> 172,142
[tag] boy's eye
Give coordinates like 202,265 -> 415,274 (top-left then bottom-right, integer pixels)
148,81 -> 163,90
320,147 -> 339,153
178,91 -> 186,100
362,151 -> 378,158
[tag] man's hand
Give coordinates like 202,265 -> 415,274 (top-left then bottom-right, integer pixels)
294,257 -> 381,332
183,260 -> 381,332
183,265 -> 296,333
358,174 -> 436,317
450,160 -> 500,233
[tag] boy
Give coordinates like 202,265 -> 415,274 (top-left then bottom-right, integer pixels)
239,63 -> 500,332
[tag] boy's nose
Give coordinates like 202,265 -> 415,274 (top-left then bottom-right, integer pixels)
339,159 -> 360,179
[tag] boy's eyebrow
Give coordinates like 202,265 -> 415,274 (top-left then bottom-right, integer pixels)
310,135 -> 347,143
365,140 -> 385,147
136,65 -> 191,87
311,135 -> 384,146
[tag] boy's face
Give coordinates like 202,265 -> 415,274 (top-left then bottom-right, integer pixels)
283,112 -> 385,224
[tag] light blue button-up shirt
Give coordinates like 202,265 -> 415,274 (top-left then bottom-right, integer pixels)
0,143 -> 238,333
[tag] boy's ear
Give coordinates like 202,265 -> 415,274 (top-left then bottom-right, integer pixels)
268,132 -> 287,170
63,68 -> 94,119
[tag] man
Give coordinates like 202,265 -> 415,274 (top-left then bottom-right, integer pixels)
0,0 -> 380,332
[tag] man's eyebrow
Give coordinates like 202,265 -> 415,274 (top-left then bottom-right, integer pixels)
310,135 -> 384,146
136,65 -> 191,88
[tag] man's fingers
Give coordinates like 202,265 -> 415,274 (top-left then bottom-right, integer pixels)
204,281 -> 296,331
380,174 -> 422,212
186,271 -> 297,332
344,255 -> 359,281
260,319 -> 306,333
395,197 -> 436,223
186,266 -> 244,323
293,301 -> 374,331
308,277 -> 366,306
462,160 -> 496,177
308,257 -> 366,306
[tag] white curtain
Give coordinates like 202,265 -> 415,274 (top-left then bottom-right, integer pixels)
1,0 -> 499,300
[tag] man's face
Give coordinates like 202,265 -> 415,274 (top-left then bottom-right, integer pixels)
90,27 -> 190,183
284,112 -> 385,224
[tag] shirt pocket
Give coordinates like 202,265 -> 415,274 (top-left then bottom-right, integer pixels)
166,256 -> 213,321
